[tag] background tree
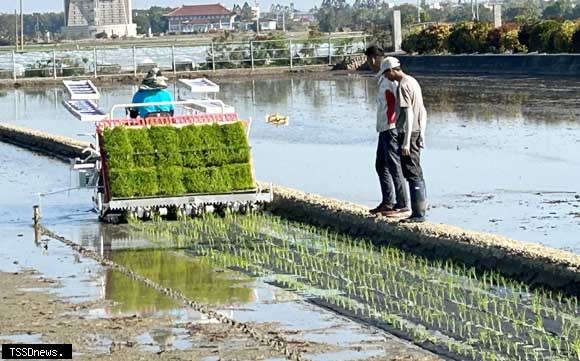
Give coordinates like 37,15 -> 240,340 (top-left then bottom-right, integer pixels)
0,12 -> 64,43
448,21 -> 493,53
527,20 -> 560,51
240,2 -> 254,22
542,0 -> 573,19
505,1 -> 539,22
133,7 -> 171,34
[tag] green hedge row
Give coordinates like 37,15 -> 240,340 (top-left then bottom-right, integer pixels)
402,20 -> 580,54
102,122 -> 254,198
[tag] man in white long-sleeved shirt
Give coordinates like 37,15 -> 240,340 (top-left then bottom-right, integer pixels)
365,47 -> 409,216
381,57 -> 427,222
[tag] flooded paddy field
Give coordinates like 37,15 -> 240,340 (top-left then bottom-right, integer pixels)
0,144 -> 439,360
0,73 -> 579,360
0,74 -> 579,252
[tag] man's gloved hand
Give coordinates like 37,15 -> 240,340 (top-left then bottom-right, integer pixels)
401,147 -> 411,157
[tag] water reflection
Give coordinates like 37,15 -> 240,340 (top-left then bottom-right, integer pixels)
1,75 -> 579,251
105,249 -> 255,314
1,75 -> 577,141
54,223 -> 256,315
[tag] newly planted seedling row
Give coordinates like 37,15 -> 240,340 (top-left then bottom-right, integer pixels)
133,214 -> 580,361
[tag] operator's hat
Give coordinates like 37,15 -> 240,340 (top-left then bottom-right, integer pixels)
140,67 -> 168,90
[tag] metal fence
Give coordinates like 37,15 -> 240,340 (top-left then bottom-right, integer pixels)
0,35 -> 367,80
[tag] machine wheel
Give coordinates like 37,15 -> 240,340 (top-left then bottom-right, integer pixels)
101,212 -> 123,224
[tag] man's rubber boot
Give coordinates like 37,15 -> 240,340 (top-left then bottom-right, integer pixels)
401,181 -> 426,223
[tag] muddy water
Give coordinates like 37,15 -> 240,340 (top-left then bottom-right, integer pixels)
1,74 -> 579,251
0,143 -> 431,360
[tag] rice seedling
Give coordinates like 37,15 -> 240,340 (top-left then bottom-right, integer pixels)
101,122 -> 253,198
131,213 -> 580,361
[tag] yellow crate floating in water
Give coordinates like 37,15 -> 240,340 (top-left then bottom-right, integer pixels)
266,114 -> 289,126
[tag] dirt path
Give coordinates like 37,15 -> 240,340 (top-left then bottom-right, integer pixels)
0,269 -> 280,360
0,267 -> 441,361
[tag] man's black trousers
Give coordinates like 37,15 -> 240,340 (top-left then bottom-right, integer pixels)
397,131 -> 424,183
375,129 -> 408,208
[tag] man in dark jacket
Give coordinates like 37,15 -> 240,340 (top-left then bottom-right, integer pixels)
365,47 -> 409,216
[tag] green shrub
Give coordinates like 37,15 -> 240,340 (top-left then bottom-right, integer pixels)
157,166 -> 186,195
149,126 -> 182,166
517,21 -> 537,49
128,128 -> 155,167
415,24 -> 451,54
448,22 -> 493,54
528,20 -> 560,52
485,24 -> 527,53
402,32 -> 420,54
573,27 -> 580,53
548,21 -> 578,53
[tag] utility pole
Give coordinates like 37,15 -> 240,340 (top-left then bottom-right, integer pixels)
20,0 -> 24,50
475,0 -> 479,21
417,0 -> 421,23
282,10 -> 286,32
36,15 -> 40,42
254,0 -> 260,35
14,9 -> 19,52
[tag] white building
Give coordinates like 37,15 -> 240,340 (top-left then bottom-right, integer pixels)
62,0 -> 137,39
166,4 -> 236,33
259,19 -> 277,31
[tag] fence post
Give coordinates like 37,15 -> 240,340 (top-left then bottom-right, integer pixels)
289,39 -> 293,69
171,45 -> 176,75
53,49 -> 57,79
250,41 -> 254,70
93,47 -> 98,78
328,35 -> 332,65
210,41 -> 216,72
12,50 -> 16,80
133,45 -> 137,77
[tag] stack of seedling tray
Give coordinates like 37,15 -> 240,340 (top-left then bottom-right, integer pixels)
101,122 -> 254,198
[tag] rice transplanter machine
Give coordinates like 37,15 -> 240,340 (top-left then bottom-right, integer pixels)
61,78 -> 272,223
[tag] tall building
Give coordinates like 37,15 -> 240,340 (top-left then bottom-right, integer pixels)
62,0 -> 137,39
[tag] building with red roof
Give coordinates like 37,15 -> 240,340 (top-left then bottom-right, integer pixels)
166,4 -> 236,33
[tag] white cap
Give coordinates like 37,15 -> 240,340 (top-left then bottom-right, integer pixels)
377,56 -> 401,77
